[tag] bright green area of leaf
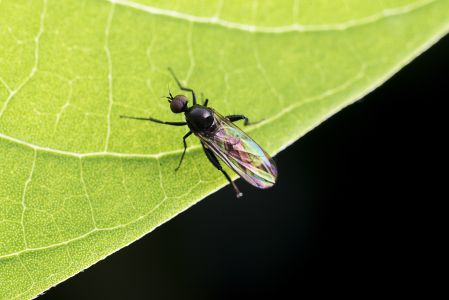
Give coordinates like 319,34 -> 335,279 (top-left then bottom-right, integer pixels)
0,0 -> 448,298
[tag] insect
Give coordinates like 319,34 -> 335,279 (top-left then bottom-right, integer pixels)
120,68 -> 277,198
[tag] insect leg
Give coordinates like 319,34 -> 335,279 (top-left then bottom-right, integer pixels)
120,115 -> 187,126
201,142 -> 243,198
168,68 -> 197,105
226,115 -> 260,126
200,92 -> 209,106
175,131 -> 193,171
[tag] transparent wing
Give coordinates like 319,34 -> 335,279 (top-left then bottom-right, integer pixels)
196,110 -> 278,189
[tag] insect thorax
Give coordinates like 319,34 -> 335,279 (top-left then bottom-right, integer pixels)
186,106 -> 215,132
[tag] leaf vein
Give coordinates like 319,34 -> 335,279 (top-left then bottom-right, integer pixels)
0,0 -> 47,119
109,0 -> 437,33
104,3 -> 116,152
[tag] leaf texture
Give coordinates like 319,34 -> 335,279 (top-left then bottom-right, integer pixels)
0,0 -> 448,298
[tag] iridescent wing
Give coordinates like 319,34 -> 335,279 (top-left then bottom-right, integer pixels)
196,110 -> 278,189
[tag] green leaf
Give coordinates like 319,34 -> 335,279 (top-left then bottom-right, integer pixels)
0,0 -> 448,298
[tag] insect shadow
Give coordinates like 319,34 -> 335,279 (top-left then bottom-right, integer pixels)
121,68 -> 277,198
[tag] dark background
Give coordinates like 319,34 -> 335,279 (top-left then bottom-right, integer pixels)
43,35 -> 448,299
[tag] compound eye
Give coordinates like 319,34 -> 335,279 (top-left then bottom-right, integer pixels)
170,95 -> 188,113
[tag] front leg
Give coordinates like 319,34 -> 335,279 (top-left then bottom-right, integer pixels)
168,68 -> 197,105
175,131 -> 193,171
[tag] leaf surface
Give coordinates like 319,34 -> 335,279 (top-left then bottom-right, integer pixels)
0,0 -> 448,298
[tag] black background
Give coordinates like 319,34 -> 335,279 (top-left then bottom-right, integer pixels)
43,35 -> 448,299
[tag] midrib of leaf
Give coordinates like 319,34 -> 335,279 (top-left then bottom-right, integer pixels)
0,0 -> 448,299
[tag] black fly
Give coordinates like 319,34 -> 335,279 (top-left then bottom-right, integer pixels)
121,68 -> 277,198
